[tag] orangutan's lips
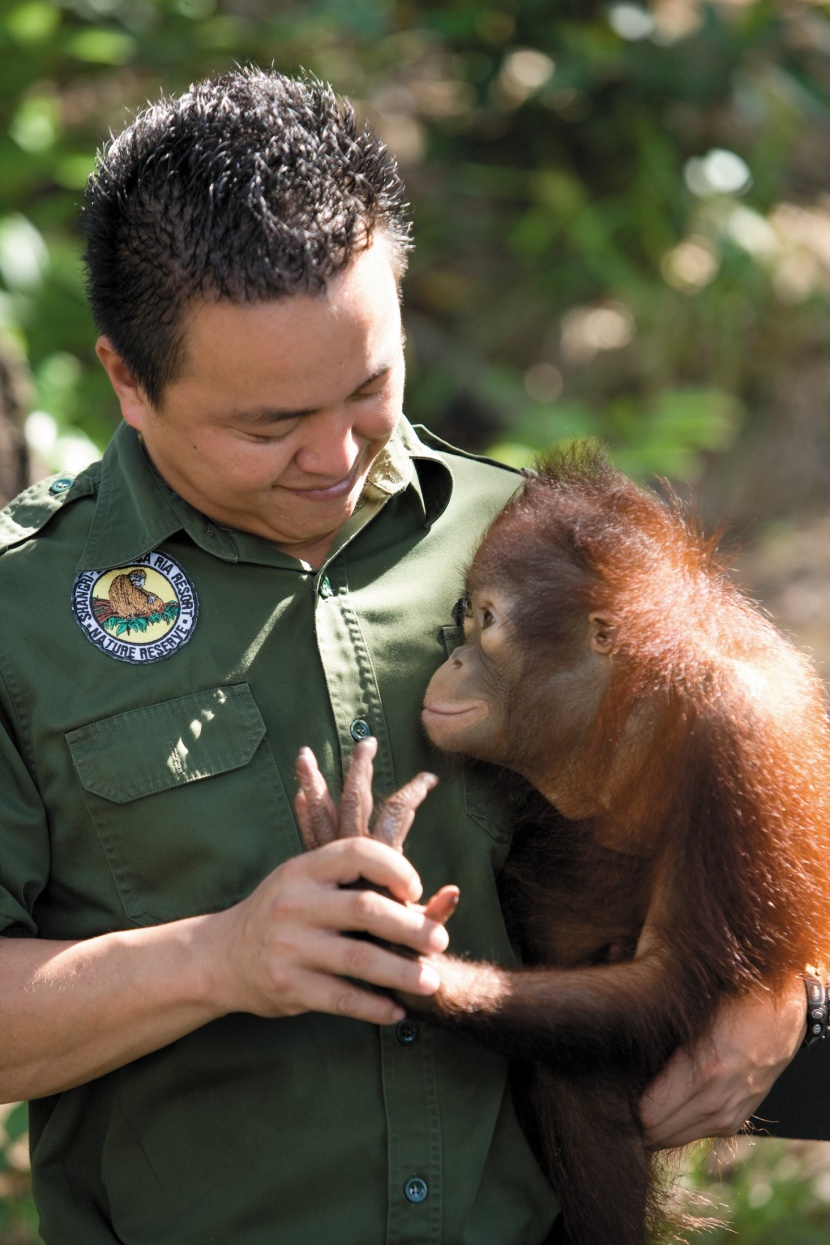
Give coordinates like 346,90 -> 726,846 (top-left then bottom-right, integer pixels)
422,704 -> 479,718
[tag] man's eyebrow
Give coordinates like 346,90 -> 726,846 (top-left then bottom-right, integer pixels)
228,362 -> 397,427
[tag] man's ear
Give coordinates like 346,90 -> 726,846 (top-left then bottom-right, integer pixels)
588,612 -> 618,655
95,337 -> 153,432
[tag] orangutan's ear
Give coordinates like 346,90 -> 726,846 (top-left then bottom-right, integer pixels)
588,613 -> 618,655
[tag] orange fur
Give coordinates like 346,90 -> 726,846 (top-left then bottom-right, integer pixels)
414,444 -> 830,1244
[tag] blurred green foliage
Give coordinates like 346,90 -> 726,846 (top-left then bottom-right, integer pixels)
0,1104 -> 36,1244
680,1136 -> 830,1243
3,0 -> 830,485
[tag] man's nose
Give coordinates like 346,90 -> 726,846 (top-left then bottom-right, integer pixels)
293,414 -> 362,478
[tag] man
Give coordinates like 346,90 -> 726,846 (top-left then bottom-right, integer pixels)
0,68 -> 805,1243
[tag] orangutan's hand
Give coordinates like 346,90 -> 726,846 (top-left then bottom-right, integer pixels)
294,738 -> 460,926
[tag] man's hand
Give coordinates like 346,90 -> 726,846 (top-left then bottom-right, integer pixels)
203,830 -> 451,1027
640,976 -> 807,1148
202,737 -> 456,1027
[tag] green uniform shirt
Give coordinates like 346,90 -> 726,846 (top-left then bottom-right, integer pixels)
0,418 -> 558,1244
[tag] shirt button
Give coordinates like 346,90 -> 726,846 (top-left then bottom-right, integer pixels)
404,1177 -> 428,1204
49,476 -> 73,495
319,576 -> 333,599
396,1019 -> 419,1046
350,719 -> 372,742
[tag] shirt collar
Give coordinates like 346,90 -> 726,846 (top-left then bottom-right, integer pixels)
76,417 -> 455,573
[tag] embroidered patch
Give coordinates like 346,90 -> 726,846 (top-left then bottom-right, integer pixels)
72,552 -> 198,664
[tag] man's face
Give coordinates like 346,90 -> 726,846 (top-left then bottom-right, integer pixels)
99,239 -> 405,566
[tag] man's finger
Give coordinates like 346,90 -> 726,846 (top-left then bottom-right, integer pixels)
292,836 -> 424,905
285,966 -> 407,1026
323,929 -> 442,997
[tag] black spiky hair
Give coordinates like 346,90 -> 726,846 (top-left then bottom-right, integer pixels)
80,67 -> 412,404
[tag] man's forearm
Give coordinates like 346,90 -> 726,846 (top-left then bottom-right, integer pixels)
0,835 -> 448,1103
0,917 -> 222,1102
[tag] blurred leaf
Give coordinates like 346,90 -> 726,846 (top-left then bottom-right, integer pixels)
4,1103 -> 28,1143
66,28 -> 136,65
485,441 -> 538,469
55,154 -> 97,189
34,351 -> 83,425
0,215 -> 49,292
9,93 -> 60,154
5,2 -> 61,45
175,0 -> 217,17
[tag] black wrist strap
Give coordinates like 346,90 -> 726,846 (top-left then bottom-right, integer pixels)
802,971 -> 830,1047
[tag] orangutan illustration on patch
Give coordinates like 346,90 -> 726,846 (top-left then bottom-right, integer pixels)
72,552 -> 198,664
92,568 -> 178,635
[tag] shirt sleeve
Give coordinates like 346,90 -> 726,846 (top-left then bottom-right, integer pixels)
0,696 -> 50,937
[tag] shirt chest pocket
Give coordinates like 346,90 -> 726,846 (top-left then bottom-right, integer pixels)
66,684 -> 301,926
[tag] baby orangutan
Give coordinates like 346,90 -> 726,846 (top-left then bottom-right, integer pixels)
294,444 -> 830,1245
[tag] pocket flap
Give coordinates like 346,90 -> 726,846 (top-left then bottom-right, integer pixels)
67,684 -> 266,804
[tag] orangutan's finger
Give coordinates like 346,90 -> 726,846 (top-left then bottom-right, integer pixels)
295,746 -> 339,848
339,737 -> 378,837
373,772 -> 439,851
294,789 -> 320,851
422,885 -> 460,927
